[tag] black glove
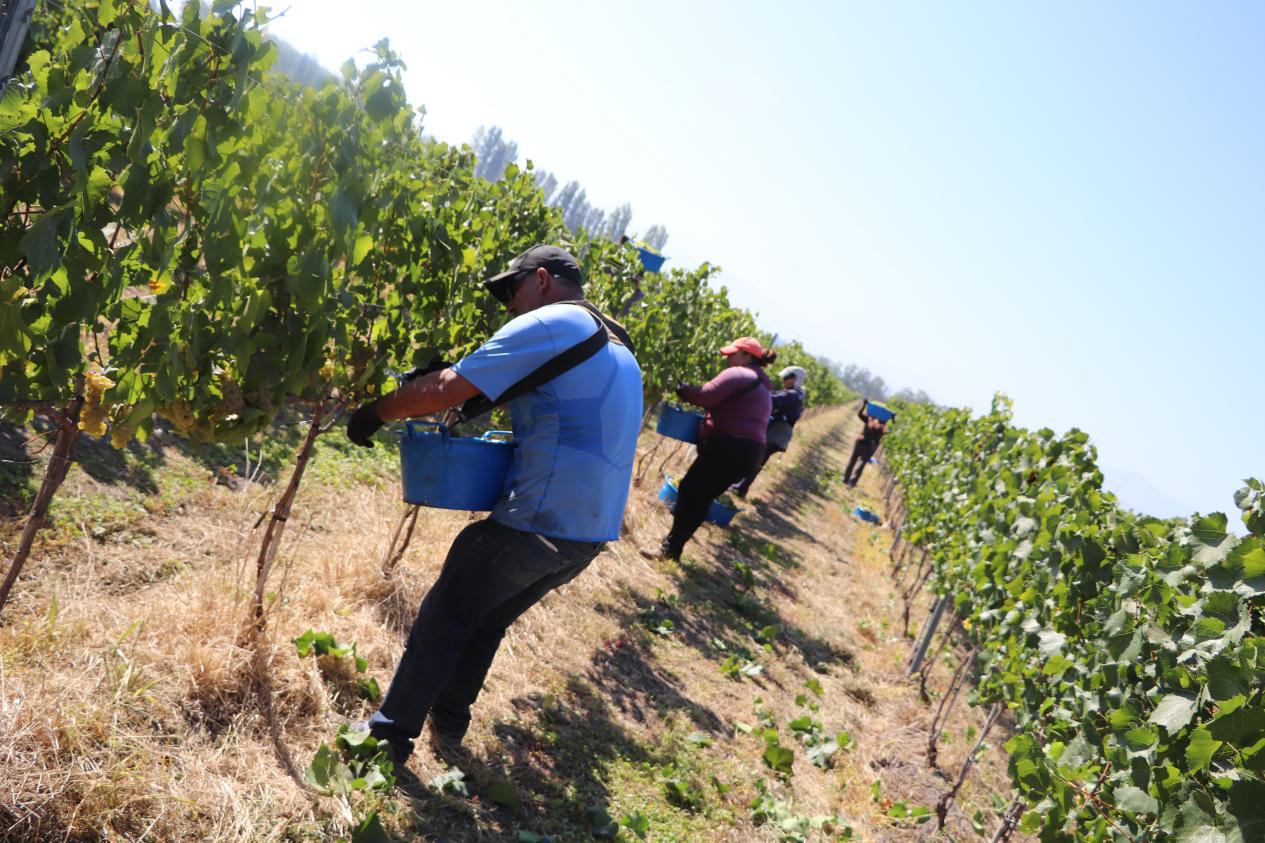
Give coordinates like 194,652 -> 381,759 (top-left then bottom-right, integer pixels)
674,380 -> 689,399
347,400 -> 384,447
400,359 -> 452,382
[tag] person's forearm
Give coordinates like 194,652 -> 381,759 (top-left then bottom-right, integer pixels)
376,368 -> 481,421
683,376 -> 740,408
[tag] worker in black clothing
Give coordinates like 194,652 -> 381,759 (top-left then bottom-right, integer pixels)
732,366 -> 806,498
844,403 -> 892,486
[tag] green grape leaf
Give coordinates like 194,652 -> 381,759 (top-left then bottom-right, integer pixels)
1209,538 -> 1265,596
1207,704 -> 1265,744
1150,693 -> 1199,733
19,209 -> 65,278
1186,727 -> 1222,772
1226,780 -> 1265,843
1114,785 -> 1159,815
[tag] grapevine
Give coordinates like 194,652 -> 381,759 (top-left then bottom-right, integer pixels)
882,394 -> 1265,841
0,0 -> 848,616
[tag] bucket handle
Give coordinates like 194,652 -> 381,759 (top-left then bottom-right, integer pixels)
404,420 -> 448,440
404,421 -> 513,444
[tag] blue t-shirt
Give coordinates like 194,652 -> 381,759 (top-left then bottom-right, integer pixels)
453,303 -> 643,542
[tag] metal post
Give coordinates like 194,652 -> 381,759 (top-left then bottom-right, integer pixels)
907,594 -> 949,676
0,0 -> 38,82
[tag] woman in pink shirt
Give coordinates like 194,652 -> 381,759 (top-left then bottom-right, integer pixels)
642,337 -> 775,561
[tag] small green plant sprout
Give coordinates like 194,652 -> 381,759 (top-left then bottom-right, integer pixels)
794,692 -> 821,713
788,714 -> 851,769
305,725 -> 396,842
646,616 -> 675,636
294,629 -> 357,661
734,720 -> 755,735
748,779 -> 839,841
305,724 -> 396,796
640,591 -> 680,636
620,809 -> 651,840
733,561 -> 757,589
886,801 -> 932,825
293,629 -> 381,702
658,763 -> 706,811
804,677 -> 825,697
762,731 -> 796,775
720,655 -> 763,679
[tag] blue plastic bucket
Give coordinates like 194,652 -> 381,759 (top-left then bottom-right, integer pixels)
708,501 -> 739,527
637,247 -> 667,274
656,404 -> 704,443
865,402 -> 895,423
399,422 -> 513,511
659,477 -> 740,527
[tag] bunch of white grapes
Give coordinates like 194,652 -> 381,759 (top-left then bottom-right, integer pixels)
78,372 -> 115,438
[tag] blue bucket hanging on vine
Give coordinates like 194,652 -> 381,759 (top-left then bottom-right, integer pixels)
636,247 -> 667,274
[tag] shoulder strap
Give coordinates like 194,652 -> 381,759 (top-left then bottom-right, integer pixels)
570,299 -> 636,357
454,302 -> 632,425
724,372 -> 766,403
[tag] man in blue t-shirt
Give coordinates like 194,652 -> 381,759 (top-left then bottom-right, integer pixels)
344,245 -> 642,763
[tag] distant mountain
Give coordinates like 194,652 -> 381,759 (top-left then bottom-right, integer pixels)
270,35 -> 335,88
1101,464 -> 1195,520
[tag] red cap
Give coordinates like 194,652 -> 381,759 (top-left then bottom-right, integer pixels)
719,336 -> 765,357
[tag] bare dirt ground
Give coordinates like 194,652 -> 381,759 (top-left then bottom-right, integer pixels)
0,404 -> 1025,842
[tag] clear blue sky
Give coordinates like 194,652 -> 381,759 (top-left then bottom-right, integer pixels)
266,1 -> 1264,520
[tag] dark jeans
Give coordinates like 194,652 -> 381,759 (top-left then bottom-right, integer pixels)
844,439 -> 878,485
665,434 -> 763,558
368,518 -> 603,755
733,442 -> 784,497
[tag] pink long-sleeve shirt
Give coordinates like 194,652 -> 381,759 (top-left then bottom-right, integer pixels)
679,365 -> 773,444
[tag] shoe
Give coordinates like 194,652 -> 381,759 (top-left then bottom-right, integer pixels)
347,719 -> 411,766
428,727 -> 470,765
639,539 -> 679,562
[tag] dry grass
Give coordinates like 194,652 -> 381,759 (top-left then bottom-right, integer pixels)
0,406 -> 1027,842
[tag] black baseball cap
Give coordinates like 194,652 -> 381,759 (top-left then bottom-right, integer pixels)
483,245 -> 583,304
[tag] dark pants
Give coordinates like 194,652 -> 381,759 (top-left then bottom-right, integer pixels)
665,434 -> 763,558
732,442 -> 783,497
369,518 -> 603,755
844,439 -> 878,485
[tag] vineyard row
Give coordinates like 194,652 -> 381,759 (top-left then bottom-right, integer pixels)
880,394 -> 1265,843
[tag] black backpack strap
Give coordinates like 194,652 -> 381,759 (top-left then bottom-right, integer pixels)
725,373 -> 765,402
569,299 -> 636,357
454,302 -> 631,425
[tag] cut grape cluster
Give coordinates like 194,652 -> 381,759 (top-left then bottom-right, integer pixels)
77,372 -> 115,438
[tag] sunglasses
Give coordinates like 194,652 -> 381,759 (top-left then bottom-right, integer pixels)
490,271 -> 531,305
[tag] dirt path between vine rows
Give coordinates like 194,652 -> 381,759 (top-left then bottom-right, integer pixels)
0,404 -> 1024,842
